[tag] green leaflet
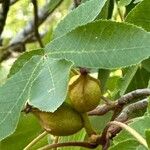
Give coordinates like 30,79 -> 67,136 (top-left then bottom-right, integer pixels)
119,66 -> 138,96
0,114 -> 46,150
29,57 -> 73,112
119,0 -> 132,6
45,20 -> 150,69
125,0 -> 150,32
54,0 -> 107,38
124,67 -> 150,93
109,116 -> 150,149
118,0 -> 142,6
0,56 -> 43,141
109,139 -> 146,150
113,116 -> 150,143
125,0 -> 150,80
145,129 -> 150,148
117,0 -> 150,97
8,49 -> 44,78
0,55 -> 73,141
142,58 -> 150,73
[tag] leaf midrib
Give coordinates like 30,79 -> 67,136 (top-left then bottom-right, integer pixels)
47,46 -> 150,55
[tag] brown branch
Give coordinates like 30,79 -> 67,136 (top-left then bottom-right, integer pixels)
0,0 -> 10,45
99,98 -> 148,150
9,0 -> 63,46
108,98 -> 148,137
32,0 -> 44,48
74,0 -> 81,7
87,89 -> 149,150
23,90 -> 148,150
10,0 -> 19,5
0,0 -> 19,5
111,88 -> 150,120
0,0 -> 63,62
88,88 -> 150,116
117,88 -> 150,105
88,103 -> 116,116
115,99 -> 148,122
27,88 -> 149,150
38,141 -> 98,150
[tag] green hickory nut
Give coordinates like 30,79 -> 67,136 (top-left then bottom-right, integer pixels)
69,73 -> 101,113
31,103 -> 84,136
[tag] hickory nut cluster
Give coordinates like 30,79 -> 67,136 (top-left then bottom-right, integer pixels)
30,70 -> 101,136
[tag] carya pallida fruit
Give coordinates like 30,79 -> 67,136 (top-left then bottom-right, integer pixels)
69,74 -> 101,112
31,103 -> 83,136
